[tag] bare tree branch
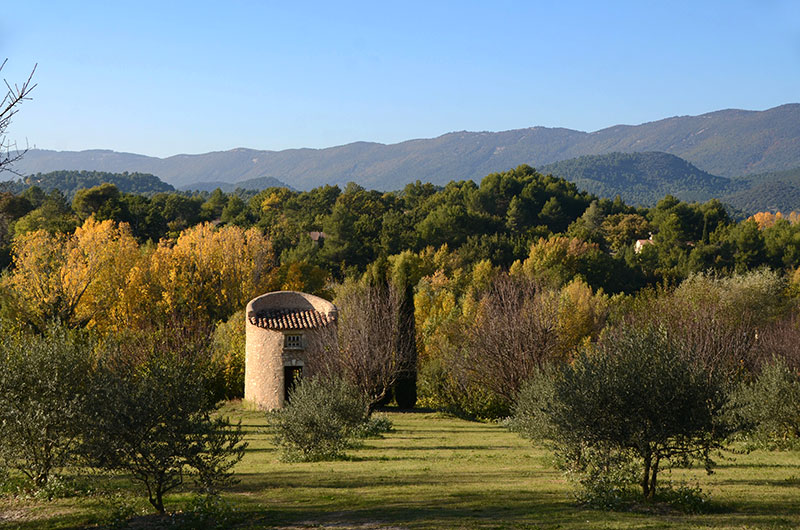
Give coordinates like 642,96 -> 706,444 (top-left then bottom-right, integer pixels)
752,311 -> 800,372
308,281 -> 406,412
0,59 -> 37,176
461,274 -> 560,405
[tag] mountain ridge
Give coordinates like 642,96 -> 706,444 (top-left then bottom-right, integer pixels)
9,103 -> 800,190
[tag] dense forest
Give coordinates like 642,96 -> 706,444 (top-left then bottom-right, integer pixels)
3,164 -> 800,294
0,170 -> 174,196
14,156 -> 800,218
3,162 -> 800,416
540,152 -> 738,205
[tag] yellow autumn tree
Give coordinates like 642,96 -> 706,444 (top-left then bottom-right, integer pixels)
750,212 -> 782,230
510,236 -> 601,288
414,269 -> 465,410
150,223 -> 276,322
2,218 -> 140,331
750,211 -> 800,229
71,218 -> 143,330
556,278 -> 609,359
415,270 -> 459,365
102,242 -> 160,332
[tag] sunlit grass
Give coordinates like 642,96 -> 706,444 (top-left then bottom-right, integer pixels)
2,403 -> 800,529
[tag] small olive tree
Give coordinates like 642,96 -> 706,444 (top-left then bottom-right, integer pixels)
730,358 -> 800,449
270,376 -> 369,461
83,332 -> 246,514
0,325 -> 93,488
514,324 -> 731,501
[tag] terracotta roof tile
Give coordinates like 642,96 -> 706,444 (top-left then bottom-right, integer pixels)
249,308 -> 334,330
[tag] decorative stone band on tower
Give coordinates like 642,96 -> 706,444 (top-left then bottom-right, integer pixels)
244,291 -> 337,410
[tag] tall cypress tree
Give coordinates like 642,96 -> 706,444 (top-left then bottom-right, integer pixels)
393,280 -> 417,409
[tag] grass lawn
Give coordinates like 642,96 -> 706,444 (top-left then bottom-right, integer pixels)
2,404 -> 800,529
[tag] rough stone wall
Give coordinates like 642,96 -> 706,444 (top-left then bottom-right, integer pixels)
244,291 -> 337,410
244,324 -> 284,410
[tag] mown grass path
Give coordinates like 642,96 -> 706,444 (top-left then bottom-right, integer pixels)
228,407 -> 800,529
2,406 -> 800,529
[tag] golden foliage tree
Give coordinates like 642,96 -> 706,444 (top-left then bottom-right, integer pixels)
750,211 -> 782,230
510,236 -> 600,288
2,220 -> 279,334
2,218 -> 139,331
150,223 -> 276,323
555,278 -> 609,359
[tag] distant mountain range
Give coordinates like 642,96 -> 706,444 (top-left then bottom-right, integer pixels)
9,104 -> 800,192
6,154 -> 800,216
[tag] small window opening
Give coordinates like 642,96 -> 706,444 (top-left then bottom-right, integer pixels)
284,334 -> 303,349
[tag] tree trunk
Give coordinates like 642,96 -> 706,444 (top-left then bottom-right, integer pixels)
641,451 -> 652,498
648,455 -> 661,499
152,489 -> 165,514
146,479 -> 166,514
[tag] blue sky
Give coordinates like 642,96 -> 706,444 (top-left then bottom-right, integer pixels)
2,1 -> 799,157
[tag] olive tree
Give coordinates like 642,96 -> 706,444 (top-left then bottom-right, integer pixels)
514,324 -> 732,501
730,358 -> 800,449
0,325 -> 93,487
83,333 -> 246,514
271,376 -> 369,461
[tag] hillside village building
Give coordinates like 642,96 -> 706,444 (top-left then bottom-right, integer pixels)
634,233 -> 654,253
244,291 -> 337,410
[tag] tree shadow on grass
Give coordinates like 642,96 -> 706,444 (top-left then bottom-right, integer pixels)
338,455 -> 434,462
226,488 -> 587,530
231,469 -> 558,493
714,476 -> 800,488
362,444 -> 519,452
231,492 -> 799,530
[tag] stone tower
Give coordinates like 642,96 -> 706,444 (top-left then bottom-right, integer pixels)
244,291 -> 337,410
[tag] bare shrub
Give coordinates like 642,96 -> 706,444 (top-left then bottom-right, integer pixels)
309,280 -> 408,411
0,59 -> 36,175
461,274 -> 559,407
642,271 -> 786,380
752,312 -> 800,371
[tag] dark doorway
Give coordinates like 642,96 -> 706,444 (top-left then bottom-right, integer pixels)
284,366 -> 303,404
